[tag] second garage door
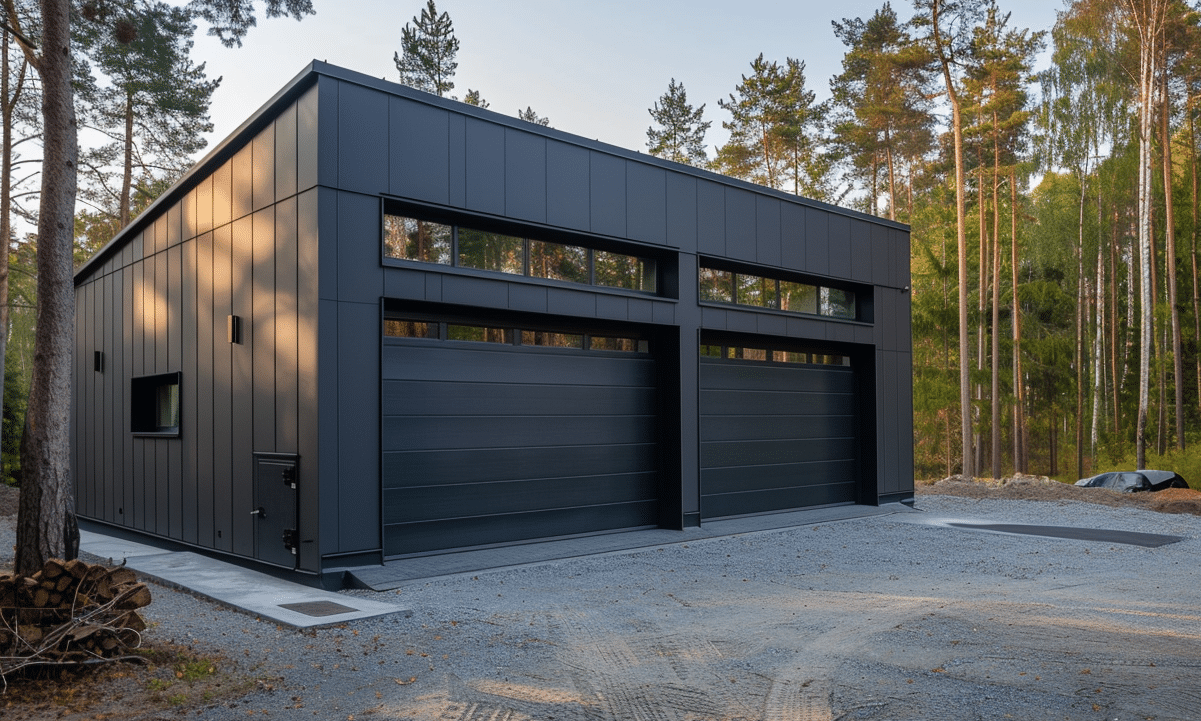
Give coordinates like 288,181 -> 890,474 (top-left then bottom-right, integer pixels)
700,342 -> 859,519
381,317 -> 659,556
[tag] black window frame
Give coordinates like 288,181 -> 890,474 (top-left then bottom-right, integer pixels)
131,372 -> 182,437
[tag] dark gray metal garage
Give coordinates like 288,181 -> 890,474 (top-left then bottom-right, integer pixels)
71,61 -> 914,586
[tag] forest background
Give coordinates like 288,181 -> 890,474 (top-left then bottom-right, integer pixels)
2,0 -> 1199,493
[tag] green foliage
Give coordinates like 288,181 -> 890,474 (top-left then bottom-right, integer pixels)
646,78 -> 711,166
462,89 -> 489,108
517,106 -> 550,127
2,362 -> 27,487
393,0 -> 459,97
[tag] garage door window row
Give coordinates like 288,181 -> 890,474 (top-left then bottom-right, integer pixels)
699,265 -> 856,320
385,318 -> 649,353
384,214 -> 657,293
701,344 -> 850,367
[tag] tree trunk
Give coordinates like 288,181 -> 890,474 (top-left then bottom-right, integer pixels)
884,124 -> 896,222
1011,169 -> 1026,474
1111,211 -> 1121,435
931,0 -> 973,479
1133,1 -> 1159,470
977,157 -> 987,476
1075,166 -> 1086,481
1189,89 -> 1200,419
15,0 -> 78,576
120,89 -> 134,228
0,26 -> 16,450
990,143 -> 1001,480
1162,68 -> 1184,450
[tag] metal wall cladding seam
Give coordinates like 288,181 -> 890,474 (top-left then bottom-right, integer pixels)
698,359 -> 858,519
380,341 -> 659,556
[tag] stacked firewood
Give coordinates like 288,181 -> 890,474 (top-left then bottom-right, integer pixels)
0,559 -> 152,680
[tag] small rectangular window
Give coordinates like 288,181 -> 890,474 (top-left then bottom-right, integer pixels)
384,215 -> 452,264
699,267 -> 733,303
727,347 -> 767,361
700,344 -> 722,357
779,281 -> 818,314
773,350 -> 809,364
447,324 -> 508,343
384,320 -> 437,338
595,251 -> 657,293
131,372 -> 181,436
529,240 -> 590,284
521,330 -> 584,348
458,227 -> 525,275
821,287 -> 856,319
592,336 -> 648,353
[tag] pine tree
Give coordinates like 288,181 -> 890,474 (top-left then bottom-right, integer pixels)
717,54 -> 787,188
393,0 -> 458,97
518,106 -> 549,126
463,88 -> 488,108
646,78 -> 711,166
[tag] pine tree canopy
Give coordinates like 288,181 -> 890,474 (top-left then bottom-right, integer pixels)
646,78 -> 711,166
393,0 -> 459,97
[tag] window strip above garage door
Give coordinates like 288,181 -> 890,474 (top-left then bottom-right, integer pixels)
385,318 -> 650,354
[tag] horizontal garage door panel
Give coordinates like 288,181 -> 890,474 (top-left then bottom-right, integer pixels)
385,501 -> 659,555
384,471 -> 658,524
383,344 -> 655,386
383,443 -> 656,488
701,389 -> 854,417
700,415 -> 857,442
383,338 -> 658,556
383,414 -> 655,451
700,358 -> 857,519
384,380 -> 655,416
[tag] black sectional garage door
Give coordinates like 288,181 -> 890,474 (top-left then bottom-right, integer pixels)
700,347 -> 858,518
381,323 -> 658,556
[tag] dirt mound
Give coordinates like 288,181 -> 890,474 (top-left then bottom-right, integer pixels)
917,474 -> 1201,516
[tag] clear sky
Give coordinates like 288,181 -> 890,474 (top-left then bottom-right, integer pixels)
191,0 -> 1063,164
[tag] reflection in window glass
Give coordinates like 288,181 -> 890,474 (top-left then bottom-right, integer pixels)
447,325 -> 508,343
595,251 -> 657,292
779,281 -> 818,314
529,240 -> 590,284
821,287 -> 856,319
699,267 -> 734,302
156,382 -> 180,430
521,330 -> 584,348
700,345 -> 722,357
458,228 -> 524,275
736,274 -> 777,308
727,347 -> 767,361
592,336 -> 648,353
384,215 -> 452,264
773,350 -> 809,364
384,320 -> 437,338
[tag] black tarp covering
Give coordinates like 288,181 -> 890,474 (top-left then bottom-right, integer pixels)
1074,470 -> 1189,493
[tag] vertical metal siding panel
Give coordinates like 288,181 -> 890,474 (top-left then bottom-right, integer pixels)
850,220 -> 872,283
337,192 -> 383,304
337,81 -> 388,195
275,101 -> 298,200
465,117 -> 504,215
182,190 -> 197,243
318,187 -> 338,301
296,189 -> 320,571
153,252 -> 167,533
696,180 -> 725,257
196,174 -> 214,237
276,196 -> 299,453
723,187 -> 756,263
899,351 -> 915,491
108,272 -> 122,522
72,289 -> 80,515
883,288 -> 898,352
317,75 -> 339,189
318,298 -> 339,554
589,152 -> 625,238
297,84 -> 319,193
167,203 -> 181,249
84,283 -> 94,517
252,123 -> 275,212
875,349 -> 887,497
212,159 -> 233,231
805,208 -> 829,276
231,217 -> 254,556
829,214 -> 852,279
167,245 -> 183,537
755,196 -> 782,267
122,265 -> 134,526
212,224 -> 234,552
337,302 -> 379,552
391,98 -> 450,204
665,173 -> 696,250
871,222 -> 890,286
182,241 -> 198,545
546,141 -> 589,231
781,203 -> 806,272
133,259 -> 147,530
232,144 -> 253,222
253,206 -> 277,456
504,129 -> 546,223
196,232 -> 215,548
626,163 -> 666,245
448,114 -> 466,207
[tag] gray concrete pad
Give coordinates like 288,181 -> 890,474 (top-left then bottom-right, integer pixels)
79,529 -> 409,629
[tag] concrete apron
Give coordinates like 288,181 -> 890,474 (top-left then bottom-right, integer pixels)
78,530 -> 409,629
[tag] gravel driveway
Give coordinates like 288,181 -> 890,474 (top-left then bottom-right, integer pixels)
6,493 -> 1201,719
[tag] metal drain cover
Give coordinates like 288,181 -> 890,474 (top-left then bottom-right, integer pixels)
278,600 -> 359,617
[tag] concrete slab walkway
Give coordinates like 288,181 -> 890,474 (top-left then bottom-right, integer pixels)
79,529 -> 409,629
